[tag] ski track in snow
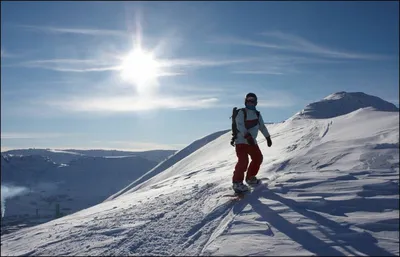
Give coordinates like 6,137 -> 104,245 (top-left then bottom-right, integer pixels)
2,167 -> 398,256
1,180 -> 241,256
203,169 -> 399,256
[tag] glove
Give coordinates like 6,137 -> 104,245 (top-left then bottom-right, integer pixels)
244,133 -> 256,145
266,136 -> 272,147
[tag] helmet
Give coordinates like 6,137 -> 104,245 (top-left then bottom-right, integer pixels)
245,92 -> 258,106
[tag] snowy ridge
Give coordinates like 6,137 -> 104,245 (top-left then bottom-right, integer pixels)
1,155 -> 59,183
292,91 -> 399,119
1,93 -> 399,256
2,149 -> 176,164
106,130 -> 229,201
2,149 -> 84,164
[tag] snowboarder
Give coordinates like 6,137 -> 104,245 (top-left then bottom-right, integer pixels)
231,92 -> 272,193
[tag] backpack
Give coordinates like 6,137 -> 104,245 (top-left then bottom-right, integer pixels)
230,107 -> 260,146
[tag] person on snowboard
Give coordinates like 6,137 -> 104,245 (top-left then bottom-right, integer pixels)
232,92 -> 272,193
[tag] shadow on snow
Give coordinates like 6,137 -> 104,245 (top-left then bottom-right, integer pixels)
232,184 -> 396,256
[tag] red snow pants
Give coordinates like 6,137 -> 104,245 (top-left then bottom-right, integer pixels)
232,143 -> 263,183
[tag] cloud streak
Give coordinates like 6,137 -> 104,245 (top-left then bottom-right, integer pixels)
211,31 -> 389,61
232,70 -> 285,75
12,55 -> 255,75
13,58 -> 120,73
1,132 -> 74,140
261,31 -> 389,60
90,140 -> 186,151
159,57 -> 257,68
229,57 -> 306,76
9,24 -> 261,75
43,94 -> 219,113
17,24 -> 129,37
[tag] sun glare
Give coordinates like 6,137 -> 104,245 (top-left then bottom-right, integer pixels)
120,48 -> 160,86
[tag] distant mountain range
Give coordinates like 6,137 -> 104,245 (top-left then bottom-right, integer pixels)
1,149 -> 176,220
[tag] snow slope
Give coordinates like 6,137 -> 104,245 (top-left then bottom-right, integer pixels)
1,92 -> 399,256
106,130 -> 229,201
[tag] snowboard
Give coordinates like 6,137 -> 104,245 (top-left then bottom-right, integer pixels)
222,191 -> 249,200
222,178 -> 269,200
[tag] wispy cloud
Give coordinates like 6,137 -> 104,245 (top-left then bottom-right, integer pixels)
230,56 -> 306,76
89,140 -> 186,151
159,57 -> 257,68
11,58 -> 134,74
261,31 -> 389,60
1,132 -> 72,139
232,70 -> 285,75
35,67 -> 121,73
231,63 -> 302,75
209,31 -> 389,75
165,84 -> 227,94
17,24 -> 128,37
43,94 -> 219,113
209,36 -> 283,50
12,56 -> 255,75
211,31 -> 389,61
8,24 -> 261,75
13,58 -> 121,73
23,59 -> 99,64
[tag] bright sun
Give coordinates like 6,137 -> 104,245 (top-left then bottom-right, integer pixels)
120,48 -> 160,86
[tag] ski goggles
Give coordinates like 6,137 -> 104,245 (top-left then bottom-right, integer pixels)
245,97 -> 257,103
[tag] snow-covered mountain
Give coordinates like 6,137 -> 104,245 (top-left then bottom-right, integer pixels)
2,149 -> 176,164
1,91 -> 399,256
1,149 -> 175,220
292,91 -> 399,119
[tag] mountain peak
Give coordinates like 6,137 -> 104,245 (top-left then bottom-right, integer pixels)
292,91 -> 399,119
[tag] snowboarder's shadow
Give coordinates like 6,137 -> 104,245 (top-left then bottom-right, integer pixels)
235,188 -> 395,256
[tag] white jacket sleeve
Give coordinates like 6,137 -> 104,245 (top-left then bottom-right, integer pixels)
235,109 -> 248,137
258,113 -> 270,138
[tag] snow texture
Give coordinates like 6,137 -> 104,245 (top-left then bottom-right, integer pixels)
106,130 -> 229,201
1,91 -> 399,256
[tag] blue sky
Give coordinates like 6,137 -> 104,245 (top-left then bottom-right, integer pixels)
1,1 -> 399,151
